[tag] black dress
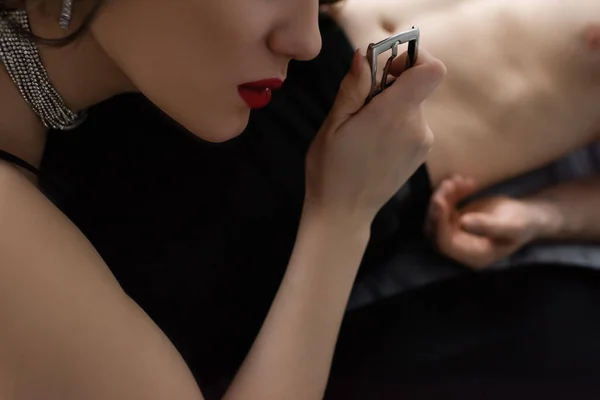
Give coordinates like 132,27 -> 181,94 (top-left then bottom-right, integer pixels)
1,13 -> 597,400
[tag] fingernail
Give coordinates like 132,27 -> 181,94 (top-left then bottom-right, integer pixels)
351,49 -> 362,77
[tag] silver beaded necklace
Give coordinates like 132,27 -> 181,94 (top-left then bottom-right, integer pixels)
0,5 -> 87,131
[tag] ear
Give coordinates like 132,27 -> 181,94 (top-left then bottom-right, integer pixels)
586,23 -> 600,51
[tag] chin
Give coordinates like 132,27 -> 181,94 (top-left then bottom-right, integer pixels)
184,109 -> 251,143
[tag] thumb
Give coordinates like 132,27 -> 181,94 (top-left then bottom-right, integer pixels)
460,213 -> 517,240
385,48 -> 446,106
326,50 -> 372,130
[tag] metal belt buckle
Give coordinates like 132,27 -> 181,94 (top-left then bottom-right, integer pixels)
365,26 -> 420,104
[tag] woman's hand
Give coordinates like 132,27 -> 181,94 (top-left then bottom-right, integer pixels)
426,175 -> 544,269
305,49 -> 446,226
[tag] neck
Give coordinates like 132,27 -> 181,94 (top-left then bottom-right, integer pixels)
26,1 -> 136,113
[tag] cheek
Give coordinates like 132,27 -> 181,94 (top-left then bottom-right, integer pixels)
114,45 -> 250,141
91,1 -> 253,140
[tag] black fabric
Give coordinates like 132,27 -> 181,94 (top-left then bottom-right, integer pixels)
327,265 -> 600,400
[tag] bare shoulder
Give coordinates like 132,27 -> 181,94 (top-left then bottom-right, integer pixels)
0,160 -> 55,221
0,159 -> 41,213
0,162 -> 203,399
0,158 -> 119,289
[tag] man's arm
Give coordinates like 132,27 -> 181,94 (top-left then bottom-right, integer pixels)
525,175 -> 600,242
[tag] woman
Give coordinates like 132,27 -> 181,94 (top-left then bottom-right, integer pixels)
0,0 -> 446,399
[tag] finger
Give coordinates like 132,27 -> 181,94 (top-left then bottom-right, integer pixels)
432,216 -> 497,270
425,179 -> 448,236
424,192 -> 445,237
429,192 -> 456,252
427,191 -> 496,270
326,50 -> 372,129
451,175 -> 477,203
449,232 -> 497,270
380,47 -> 447,106
427,181 -> 456,245
460,213 -> 519,240
385,50 -> 410,77
433,178 -> 464,209
387,47 -> 439,76
432,181 -> 453,216
444,175 -> 476,208
435,178 -> 454,198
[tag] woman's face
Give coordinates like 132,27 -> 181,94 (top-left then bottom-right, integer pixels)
90,0 -> 322,142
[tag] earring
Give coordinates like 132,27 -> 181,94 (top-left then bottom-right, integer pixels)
59,0 -> 73,29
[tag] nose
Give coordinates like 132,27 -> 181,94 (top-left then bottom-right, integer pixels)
268,0 -> 323,61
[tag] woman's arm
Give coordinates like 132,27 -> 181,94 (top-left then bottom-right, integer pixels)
0,163 -> 205,399
0,161 -> 369,400
224,207 -> 370,399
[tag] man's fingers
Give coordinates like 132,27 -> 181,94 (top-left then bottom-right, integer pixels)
432,186 -> 451,219
425,187 -> 445,237
461,213 -> 518,240
426,193 -> 496,270
433,175 -> 475,209
427,194 -> 452,246
450,233 -> 496,270
426,181 -> 455,247
433,180 -> 452,203
444,175 -> 476,207
432,222 -> 497,270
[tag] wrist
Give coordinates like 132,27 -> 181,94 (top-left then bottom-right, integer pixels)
300,201 -> 373,240
523,197 -> 565,240
284,203 -> 371,282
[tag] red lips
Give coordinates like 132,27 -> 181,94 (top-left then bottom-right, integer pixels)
238,78 -> 284,109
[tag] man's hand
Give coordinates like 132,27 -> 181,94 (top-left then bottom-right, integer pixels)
425,175 -> 542,270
